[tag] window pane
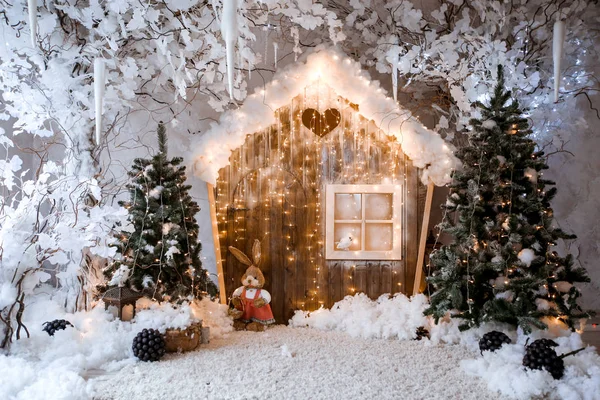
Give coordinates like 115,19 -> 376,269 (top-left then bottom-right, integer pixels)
365,193 -> 393,220
334,193 -> 362,220
333,223 -> 362,251
365,223 -> 393,251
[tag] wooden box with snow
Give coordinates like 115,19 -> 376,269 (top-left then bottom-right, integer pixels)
194,49 -> 457,323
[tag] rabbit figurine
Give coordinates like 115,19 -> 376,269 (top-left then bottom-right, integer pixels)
229,240 -> 275,331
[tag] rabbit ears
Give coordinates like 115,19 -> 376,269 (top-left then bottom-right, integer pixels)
229,239 -> 261,267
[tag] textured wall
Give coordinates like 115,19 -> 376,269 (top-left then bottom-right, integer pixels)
543,95 -> 600,310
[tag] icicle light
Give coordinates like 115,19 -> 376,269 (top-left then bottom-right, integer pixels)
221,0 -> 239,100
553,17 -> 566,103
94,57 -> 106,145
27,0 -> 37,48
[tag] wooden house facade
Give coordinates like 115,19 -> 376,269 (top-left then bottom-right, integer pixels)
194,49 -> 457,324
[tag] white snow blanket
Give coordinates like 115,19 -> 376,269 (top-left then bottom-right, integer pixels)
290,293 -> 600,400
0,297 -> 232,399
90,326 -> 502,400
1,293 -> 599,400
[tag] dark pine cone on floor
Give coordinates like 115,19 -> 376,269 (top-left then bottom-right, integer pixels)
479,331 -> 512,354
42,319 -> 73,336
414,326 -> 430,340
523,339 -> 565,379
132,328 -> 166,362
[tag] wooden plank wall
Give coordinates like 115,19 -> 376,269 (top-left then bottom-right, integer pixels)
215,90 -> 420,323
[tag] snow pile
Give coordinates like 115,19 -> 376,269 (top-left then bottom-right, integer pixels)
0,297 -> 232,400
289,292 -> 429,340
289,292 -> 515,347
0,354 -> 89,400
462,332 -> 600,399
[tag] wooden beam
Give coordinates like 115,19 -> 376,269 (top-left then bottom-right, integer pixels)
207,182 -> 227,304
413,182 -> 435,296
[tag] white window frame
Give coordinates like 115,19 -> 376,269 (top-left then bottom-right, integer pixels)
325,184 -> 402,260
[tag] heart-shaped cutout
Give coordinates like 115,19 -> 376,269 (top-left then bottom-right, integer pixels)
301,108 -> 341,137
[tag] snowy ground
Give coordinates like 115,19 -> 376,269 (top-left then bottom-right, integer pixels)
89,325 -> 504,400
2,293 -> 599,400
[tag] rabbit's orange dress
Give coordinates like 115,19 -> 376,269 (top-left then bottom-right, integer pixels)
239,288 -> 275,325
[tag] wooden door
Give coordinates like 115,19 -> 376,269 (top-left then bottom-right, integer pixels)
223,167 -> 310,324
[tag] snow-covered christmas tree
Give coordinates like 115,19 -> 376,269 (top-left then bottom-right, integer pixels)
101,124 -> 217,301
424,67 -> 591,333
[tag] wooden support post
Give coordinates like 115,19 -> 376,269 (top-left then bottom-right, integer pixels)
413,182 -> 435,296
207,182 -> 227,304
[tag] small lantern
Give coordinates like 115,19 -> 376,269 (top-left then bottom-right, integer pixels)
102,287 -> 143,321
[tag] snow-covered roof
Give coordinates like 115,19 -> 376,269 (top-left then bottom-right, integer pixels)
193,48 -> 458,186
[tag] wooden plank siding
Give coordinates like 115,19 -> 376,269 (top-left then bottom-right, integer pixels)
215,90 -> 420,323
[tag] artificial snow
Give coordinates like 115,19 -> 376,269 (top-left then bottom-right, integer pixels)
462,332 -> 600,400
524,167 -> 538,183
446,192 -> 460,207
518,248 -> 536,266
555,281 -> 575,293
143,165 -> 154,176
89,326 -> 504,400
148,185 -> 164,199
290,292 -> 429,340
164,245 -> 180,260
482,120 -> 497,129
0,297 -> 232,400
496,290 -> 515,302
107,265 -> 130,287
2,292 -> 599,399
291,293 -> 600,400
0,282 -> 18,309
142,275 -> 154,288
536,298 -> 556,311
162,222 -> 178,235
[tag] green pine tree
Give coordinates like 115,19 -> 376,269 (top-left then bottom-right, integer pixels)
101,123 -> 218,301
424,67 -> 591,333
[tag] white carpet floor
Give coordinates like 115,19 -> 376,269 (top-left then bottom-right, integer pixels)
89,326 -> 507,400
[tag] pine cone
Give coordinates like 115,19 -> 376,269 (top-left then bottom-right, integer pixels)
414,326 -> 430,341
523,339 -> 564,379
479,331 -> 511,354
42,319 -> 73,336
132,328 -> 166,362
